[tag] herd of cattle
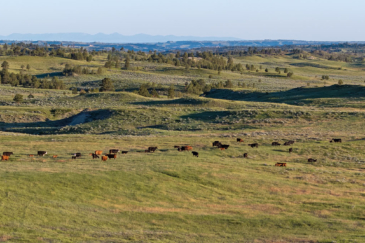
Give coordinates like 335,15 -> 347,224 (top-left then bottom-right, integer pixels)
0,138 -> 342,164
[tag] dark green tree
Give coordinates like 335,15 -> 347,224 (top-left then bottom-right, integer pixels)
124,57 -> 130,70
100,78 -> 115,92
167,84 -> 175,98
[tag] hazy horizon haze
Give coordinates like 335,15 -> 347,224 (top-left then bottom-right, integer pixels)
1,0 -> 365,41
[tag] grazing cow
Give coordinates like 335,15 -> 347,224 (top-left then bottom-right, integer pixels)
109,149 -> 119,154
107,154 -> 117,159
122,151 -> 128,154
331,139 -> 342,143
3,152 -> 13,156
192,151 -> 199,157
95,150 -> 103,155
90,153 -> 100,159
243,153 -> 248,158
29,154 -> 34,157
212,141 -> 221,147
101,156 -> 108,161
180,146 -> 193,151
148,147 -> 158,152
308,158 -> 317,162
284,140 -> 295,146
219,144 -> 230,150
248,143 -> 259,148
272,142 -> 281,146
38,151 -> 47,156
174,146 -> 180,149
237,138 -> 243,143
73,153 -> 82,158
72,156 -> 77,159
289,148 -> 293,153
1,156 -> 9,161
52,155 -> 58,158
275,163 -> 287,167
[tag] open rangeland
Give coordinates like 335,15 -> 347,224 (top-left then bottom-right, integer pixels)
0,44 -> 365,241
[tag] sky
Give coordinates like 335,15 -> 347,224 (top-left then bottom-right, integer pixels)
1,0 -> 365,41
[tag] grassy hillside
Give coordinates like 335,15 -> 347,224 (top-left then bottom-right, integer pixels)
0,51 -> 365,241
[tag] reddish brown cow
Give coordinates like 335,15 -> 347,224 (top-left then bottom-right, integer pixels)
101,156 -> 108,161
95,150 -> 103,155
275,163 -> 286,167
1,156 -> 9,161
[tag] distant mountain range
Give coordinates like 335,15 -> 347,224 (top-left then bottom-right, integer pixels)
0,33 -> 242,43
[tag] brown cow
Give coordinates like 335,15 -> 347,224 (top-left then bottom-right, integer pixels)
101,156 -> 108,161
52,155 -> 58,158
220,147 -> 225,151
243,153 -> 248,158
29,154 -> 34,157
275,163 -> 287,167
109,149 -> 119,154
1,156 -> 9,161
289,148 -> 293,153
95,150 -> 103,155
237,138 -> 243,142
180,146 -> 193,151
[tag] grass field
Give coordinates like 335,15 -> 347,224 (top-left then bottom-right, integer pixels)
0,52 -> 365,242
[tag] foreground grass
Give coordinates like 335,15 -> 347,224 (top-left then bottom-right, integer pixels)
0,133 -> 364,242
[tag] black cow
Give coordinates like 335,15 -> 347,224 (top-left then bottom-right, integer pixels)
192,151 -> 199,157
219,144 -> 230,150
248,143 -> 259,148
284,140 -> 295,146
109,149 -> 119,154
107,154 -> 117,159
308,158 -> 317,162
72,156 -> 77,159
237,138 -> 243,142
38,151 -> 47,156
212,141 -> 221,147
73,153 -> 82,158
122,151 -> 128,154
272,142 -> 281,146
90,153 -> 99,159
289,148 -> 293,153
148,147 -> 158,152
331,139 -> 342,143
243,153 -> 248,158
2,152 -> 13,156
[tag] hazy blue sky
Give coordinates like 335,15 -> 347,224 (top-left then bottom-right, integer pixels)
1,0 -> 364,41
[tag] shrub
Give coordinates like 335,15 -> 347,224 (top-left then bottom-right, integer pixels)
13,94 -> 23,103
338,79 -> 343,85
